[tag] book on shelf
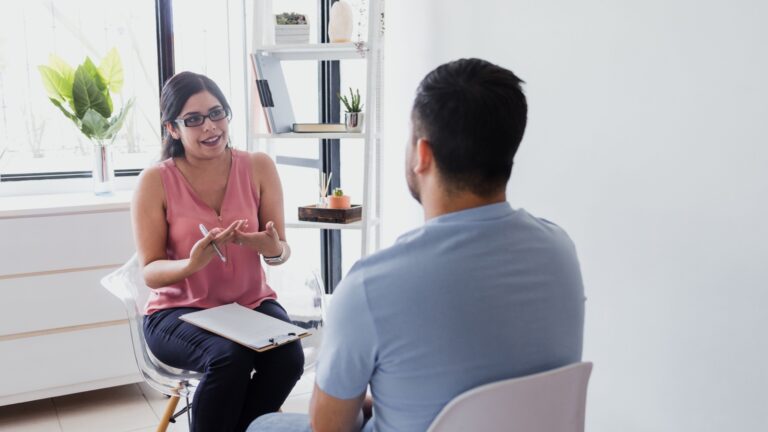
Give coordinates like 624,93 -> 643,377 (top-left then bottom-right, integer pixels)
249,54 -> 272,133
249,61 -> 270,134
250,53 -> 295,134
292,123 -> 347,133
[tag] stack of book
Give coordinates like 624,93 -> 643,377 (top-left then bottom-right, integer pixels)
275,25 -> 309,44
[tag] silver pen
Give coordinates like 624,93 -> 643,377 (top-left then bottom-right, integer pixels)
198,224 -> 226,262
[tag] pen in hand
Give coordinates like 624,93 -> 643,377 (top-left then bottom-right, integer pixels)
199,224 -> 227,262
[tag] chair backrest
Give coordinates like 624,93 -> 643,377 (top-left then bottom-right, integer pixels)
427,362 -> 593,432
101,254 -> 202,397
262,260 -> 326,370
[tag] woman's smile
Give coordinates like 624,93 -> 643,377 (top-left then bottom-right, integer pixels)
200,134 -> 223,147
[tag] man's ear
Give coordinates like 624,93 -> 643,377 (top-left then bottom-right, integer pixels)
414,138 -> 433,174
165,122 -> 180,140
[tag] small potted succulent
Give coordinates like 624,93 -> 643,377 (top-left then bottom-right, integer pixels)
275,12 -> 309,44
338,87 -> 364,132
327,187 -> 351,209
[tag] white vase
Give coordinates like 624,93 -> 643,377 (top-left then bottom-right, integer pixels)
93,142 -> 114,195
328,0 -> 353,43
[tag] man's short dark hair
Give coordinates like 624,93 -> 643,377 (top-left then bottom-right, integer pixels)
412,58 -> 527,197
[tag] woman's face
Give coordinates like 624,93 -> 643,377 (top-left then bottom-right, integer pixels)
167,90 -> 229,159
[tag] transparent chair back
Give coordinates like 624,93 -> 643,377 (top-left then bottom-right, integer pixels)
263,260 -> 326,370
100,254 -> 202,399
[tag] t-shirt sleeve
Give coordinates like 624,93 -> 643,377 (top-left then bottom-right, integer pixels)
315,264 -> 377,399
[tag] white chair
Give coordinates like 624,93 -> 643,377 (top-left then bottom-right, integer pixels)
101,254 -> 326,432
427,362 -> 593,432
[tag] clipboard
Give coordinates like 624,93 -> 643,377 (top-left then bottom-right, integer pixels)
179,302 -> 311,352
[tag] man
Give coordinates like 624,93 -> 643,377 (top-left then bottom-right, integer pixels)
249,58 -> 585,432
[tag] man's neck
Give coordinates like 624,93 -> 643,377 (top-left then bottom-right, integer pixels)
422,188 -> 507,221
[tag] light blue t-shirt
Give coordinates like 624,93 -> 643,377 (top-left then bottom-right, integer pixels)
316,202 -> 585,432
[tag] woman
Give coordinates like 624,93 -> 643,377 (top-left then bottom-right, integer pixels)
132,71 -> 303,432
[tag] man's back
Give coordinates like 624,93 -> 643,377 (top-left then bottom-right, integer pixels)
316,202 -> 585,432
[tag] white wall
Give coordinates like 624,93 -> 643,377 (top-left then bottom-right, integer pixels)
383,1 -> 768,431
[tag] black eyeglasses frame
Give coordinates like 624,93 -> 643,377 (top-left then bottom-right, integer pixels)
173,107 -> 231,128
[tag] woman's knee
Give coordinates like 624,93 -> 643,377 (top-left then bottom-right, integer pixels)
283,342 -> 305,377
207,340 -> 254,371
263,342 -> 305,379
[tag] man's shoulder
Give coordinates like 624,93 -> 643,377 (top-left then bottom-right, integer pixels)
333,226 -> 429,296
507,208 -> 575,247
358,223 -> 427,260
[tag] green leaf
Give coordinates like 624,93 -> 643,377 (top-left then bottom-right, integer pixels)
81,57 -> 113,113
104,98 -> 134,140
38,65 -> 68,102
98,47 -> 124,93
81,109 -> 110,139
47,54 -> 75,91
49,97 -> 79,125
73,64 -> 111,119
81,57 -> 107,91
103,88 -> 113,114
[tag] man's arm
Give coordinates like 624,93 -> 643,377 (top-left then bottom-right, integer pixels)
309,384 -> 365,432
311,263 -> 376,431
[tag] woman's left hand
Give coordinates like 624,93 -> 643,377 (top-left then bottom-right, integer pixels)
234,220 -> 283,257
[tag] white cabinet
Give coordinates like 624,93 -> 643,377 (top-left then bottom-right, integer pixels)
0,195 -> 138,406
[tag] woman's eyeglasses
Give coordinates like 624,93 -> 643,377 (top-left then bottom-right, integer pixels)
174,107 -> 230,128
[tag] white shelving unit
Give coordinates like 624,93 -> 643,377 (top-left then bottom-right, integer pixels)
246,1 -> 384,259
253,42 -> 368,61
253,132 -> 366,140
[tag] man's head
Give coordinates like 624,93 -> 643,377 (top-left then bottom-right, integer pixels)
407,58 -> 527,202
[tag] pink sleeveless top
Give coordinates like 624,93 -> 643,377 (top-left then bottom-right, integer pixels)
145,149 -> 276,315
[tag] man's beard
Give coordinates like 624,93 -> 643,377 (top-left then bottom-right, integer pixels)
406,157 -> 421,204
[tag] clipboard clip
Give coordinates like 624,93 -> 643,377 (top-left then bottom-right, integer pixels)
268,332 -> 298,347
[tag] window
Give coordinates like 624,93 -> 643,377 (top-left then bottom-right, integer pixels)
0,0 -> 160,187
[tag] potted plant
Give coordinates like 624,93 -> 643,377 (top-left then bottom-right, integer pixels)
327,187 -> 351,209
38,48 -> 133,195
338,87 -> 364,132
275,12 -> 309,44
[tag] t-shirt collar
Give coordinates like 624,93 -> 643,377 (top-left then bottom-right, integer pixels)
427,201 -> 514,225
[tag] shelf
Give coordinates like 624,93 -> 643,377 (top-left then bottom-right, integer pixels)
254,132 -> 365,140
285,217 -> 379,231
254,42 -> 367,61
286,220 -> 361,230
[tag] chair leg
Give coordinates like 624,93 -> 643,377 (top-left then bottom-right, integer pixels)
156,396 -> 180,432
170,403 -> 190,422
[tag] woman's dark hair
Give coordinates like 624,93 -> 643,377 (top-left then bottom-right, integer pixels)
412,58 -> 528,197
160,71 -> 232,160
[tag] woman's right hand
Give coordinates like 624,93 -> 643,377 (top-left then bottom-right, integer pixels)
187,219 -> 245,272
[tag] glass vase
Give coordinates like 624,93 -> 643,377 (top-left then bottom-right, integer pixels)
93,141 -> 114,195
